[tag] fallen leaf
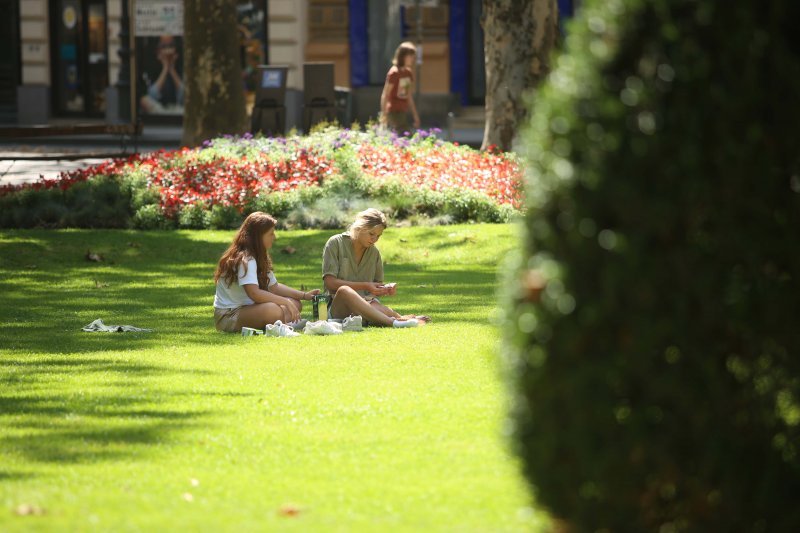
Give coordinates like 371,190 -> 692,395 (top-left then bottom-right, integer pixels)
182,492 -> 194,502
190,478 -> 200,487
14,504 -> 45,516
278,504 -> 302,517
85,250 -> 104,262
93,279 -> 110,288
399,238 -> 408,243
127,242 -> 140,248
281,246 -> 296,255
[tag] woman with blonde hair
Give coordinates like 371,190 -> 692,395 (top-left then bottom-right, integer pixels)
322,208 -> 429,327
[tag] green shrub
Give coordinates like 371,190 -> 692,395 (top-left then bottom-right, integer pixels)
61,176 -> 132,228
178,202 -> 211,229
208,204 -> 243,230
503,0 -> 800,531
132,204 -> 174,230
123,172 -> 160,211
249,190 -> 301,220
0,176 -> 131,228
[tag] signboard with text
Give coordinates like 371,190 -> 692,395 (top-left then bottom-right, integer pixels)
135,0 -> 184,37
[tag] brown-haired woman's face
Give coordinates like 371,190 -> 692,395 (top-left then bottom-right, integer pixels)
261,227 -> 276,251
404,53 -> 416,68
357,225 -> 384,248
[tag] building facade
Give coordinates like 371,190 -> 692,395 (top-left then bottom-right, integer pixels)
2,0 -> 577,126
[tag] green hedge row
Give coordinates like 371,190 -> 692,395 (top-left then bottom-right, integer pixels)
0,173 -> 516,230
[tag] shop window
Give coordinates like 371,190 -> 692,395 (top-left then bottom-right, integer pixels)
51,0 -> 108,116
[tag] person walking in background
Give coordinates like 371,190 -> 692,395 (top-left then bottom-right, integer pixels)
380,42 -> 421,134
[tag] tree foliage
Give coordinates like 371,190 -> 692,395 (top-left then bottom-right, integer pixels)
503,0 -> 800,529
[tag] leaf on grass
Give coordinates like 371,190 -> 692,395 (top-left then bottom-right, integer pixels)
281,246 -> 297,255
127,242 -> 140,248
190,478 -> 200,487
93,279 -> 110,288
399,238 -> 408,243
85,250 -> 104,262
182,492 -> 194,502
15,504 -> 45,516
278,504 -> 302,517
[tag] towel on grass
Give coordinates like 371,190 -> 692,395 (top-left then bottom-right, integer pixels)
82,319 -> 153,333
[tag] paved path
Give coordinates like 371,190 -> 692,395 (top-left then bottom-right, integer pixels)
0,152 -> 113,186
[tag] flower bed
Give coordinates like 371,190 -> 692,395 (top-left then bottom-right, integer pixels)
0,125 -> 524,229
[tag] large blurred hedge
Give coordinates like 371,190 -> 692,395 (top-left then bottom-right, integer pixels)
503,0 -> 800,530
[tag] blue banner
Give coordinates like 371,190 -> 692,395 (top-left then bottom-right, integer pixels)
348,0 -> 369,87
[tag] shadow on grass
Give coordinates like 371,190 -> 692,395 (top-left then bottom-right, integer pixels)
0,228 -> 506,356
0,356 -> 212,466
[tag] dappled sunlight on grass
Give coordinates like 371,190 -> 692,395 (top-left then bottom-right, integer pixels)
0,225 -> 547,531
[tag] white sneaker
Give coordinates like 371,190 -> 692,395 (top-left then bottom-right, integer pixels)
342,315 -> 363,332
287,319 -> 308,330
264,320 -> 301,338
303,320 -> 343,335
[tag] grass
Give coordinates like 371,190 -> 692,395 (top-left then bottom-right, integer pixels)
0,224 -> 546,531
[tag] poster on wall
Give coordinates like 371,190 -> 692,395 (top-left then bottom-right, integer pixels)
134,0 -> 268,118
237,1 -> 268,110
135,0 -> 185,116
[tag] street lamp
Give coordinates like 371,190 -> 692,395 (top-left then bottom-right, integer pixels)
117,0 -> 131,121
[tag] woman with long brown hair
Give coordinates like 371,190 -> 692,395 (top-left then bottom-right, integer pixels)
213,212 -> 319,334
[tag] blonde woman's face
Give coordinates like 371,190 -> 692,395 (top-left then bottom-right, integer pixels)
262,227 -> 276,250
357,225 -> 384,248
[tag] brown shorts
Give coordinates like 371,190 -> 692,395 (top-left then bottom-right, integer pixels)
214,307 -> 241,333
386,111 -> 411,134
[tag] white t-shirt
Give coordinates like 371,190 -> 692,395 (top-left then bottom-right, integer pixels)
214,257 -> 277,309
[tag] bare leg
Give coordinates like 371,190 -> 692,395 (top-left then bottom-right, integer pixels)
329,286 -> 395,326
236,302 -> 285,329
283,298 -> 302,322
370,300 -> 430,323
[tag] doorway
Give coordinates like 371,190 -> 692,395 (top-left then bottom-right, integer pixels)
0,0 -> 21,119
50,0 -> 109,117
466,0 -> 485,105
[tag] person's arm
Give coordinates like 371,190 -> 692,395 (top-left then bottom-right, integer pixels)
242,284 -> 300,322
269,283 -> 319,301
242,284 -> 294,306
408,91 -> 420,128
152,60 -> 170,96
380,81 -> 394,125
323,275 -> 388,296
169,54 -> 183,92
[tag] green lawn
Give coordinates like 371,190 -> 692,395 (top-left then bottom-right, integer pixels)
0,224 -> 545,531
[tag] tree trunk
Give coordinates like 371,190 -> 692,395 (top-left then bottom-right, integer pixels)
481,0 -> 558,151
182,0 -> 247,147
